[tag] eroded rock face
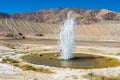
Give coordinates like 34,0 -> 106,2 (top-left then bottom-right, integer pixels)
9,8 -> 120,24
102,12 -> 120,20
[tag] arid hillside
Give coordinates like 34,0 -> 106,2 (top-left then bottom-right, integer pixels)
0,18 -> 120,40
0,8 -> 120,40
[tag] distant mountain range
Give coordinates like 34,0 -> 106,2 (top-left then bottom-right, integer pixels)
0,8 -> 120,24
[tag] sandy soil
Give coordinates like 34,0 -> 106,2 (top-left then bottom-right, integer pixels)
2,39 -> 120,47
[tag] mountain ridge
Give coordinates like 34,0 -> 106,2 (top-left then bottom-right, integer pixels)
1,8 -> 120,24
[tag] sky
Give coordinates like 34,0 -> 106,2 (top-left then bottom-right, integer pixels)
0,0 -> 120,14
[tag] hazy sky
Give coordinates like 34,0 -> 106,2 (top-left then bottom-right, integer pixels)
0,0 -> 120,14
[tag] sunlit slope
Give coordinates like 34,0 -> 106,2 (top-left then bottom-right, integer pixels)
76,22 -> 120,40
0,18 -> 120,40
0,18 -> 58,35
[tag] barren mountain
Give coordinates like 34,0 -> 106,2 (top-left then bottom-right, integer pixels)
0,12 -> 10,18
9,8 -> 120,24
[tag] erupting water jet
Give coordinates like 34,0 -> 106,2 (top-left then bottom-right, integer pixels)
59,11 -> 76,60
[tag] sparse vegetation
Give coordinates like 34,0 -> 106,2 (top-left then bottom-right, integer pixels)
117,52 -> 120,55
20,64 -> 54,74
2,58 -> 19,63
1,58 -> 20,67
65,75 -> 78,79
71,75 -> 78,79
87,72 -> 95,77
84,72 -> 120,80
1,57 -> 54,74
34,78 -> 38,80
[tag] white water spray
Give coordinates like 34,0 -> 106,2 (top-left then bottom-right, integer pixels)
59,11 -> 76,60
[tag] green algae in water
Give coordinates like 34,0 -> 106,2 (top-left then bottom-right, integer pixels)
22,53 -> 120,69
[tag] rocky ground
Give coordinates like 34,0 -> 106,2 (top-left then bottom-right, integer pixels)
0,41 -> 120,80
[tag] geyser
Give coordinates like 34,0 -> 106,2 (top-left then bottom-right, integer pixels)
22,11 -> 120,69
59,11 -> 76,60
